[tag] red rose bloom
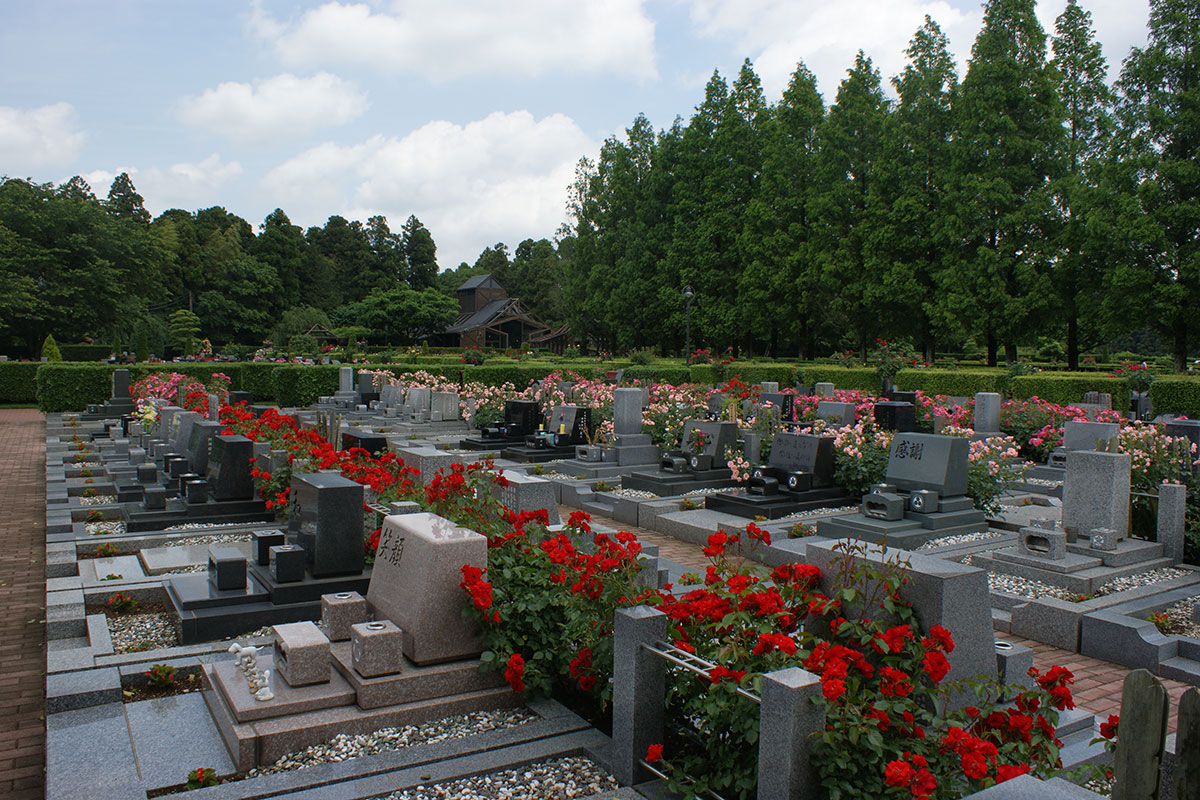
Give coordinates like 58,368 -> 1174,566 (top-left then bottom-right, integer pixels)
645,744 -> 663,763
884,760 -> 915,787
504,653 -> 526,693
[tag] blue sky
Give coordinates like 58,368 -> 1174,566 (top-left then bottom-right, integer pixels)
1,0 -> 1149,269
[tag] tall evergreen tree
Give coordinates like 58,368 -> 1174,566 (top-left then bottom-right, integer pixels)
866,18 -> 958,362
105,173 -> 151,225
366,215 -> 407,288
1112,0 -> 1200,370
1050,0 -> 1115,368
946,0 -> 1064,365
812,51 -> 891,357
401,215 -> 439,290
253,208 -> 306,311
739,62 -> 825,357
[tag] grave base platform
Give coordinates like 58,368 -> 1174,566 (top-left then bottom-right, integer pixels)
704,487 -> 854,520
499,444 -> 579,463
210,653 -> 354,724
329,643 -> 505,710
817,509 -> 987,550
248,563 -> 371,606
551,458 -> 647,480
972,548 -> 1177,596
166,572 -> 271,611
202,664 -> 521,770
122,497 -> 272,532
621,468 -> 738,495
458,435 -> 518,451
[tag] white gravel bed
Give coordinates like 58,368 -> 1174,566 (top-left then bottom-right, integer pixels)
1022,478 -> 1063,487
985,566 -> 1194,602
162,565 -> 207,575
531,471 -> 583,481
163,521 -> 246,532
162,532 -> 254,547
779,505 -> 858,521
610,488 -> 657,499
79,495 -> 118,506
683,487 -> 726,496
1159,596 -> 1200,639
246,710 -> 538,778
916,531 -> 1005,551
87,520 -> 126,536
375,756 -> 618,800
109,612 -> 179,653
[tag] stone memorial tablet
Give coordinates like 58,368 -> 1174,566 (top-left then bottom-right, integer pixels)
206,435 -> 255,501
366,512 -> 487,664
288,472 -> 365,577
884,433 -> 968,497
1062,421 -> 1120,452
768,433 -> 834,487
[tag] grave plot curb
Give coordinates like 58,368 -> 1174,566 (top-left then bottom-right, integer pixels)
1006,571 -> 1200,652
1080,585 -> 1200,684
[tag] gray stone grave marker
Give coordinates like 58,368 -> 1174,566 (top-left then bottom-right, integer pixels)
613,388 -> 643,437
767,433 -> 834,487
884,432 -> 969,496
816,401 -> 856,426
339,367 -> 353,393
974,392 -> 1001,433
1062,450 -> 1130,539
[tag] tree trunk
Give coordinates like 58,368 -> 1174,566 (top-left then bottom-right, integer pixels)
1176,326 -> 1188,373
1005,342 -> 1018,366
986,331 -> 998,368
768,325 -> 778,359
923,338 -> 934,365
1067,316 -> 1079,371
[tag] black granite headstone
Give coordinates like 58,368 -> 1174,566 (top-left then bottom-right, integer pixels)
206,435 -> 255,501
767,433 -> 835,487
186,420 -> 224,475
342,430 -> 388,456
874,401 -> 916,432
504,400 -> 539,436
287,472 -> 366,577
228,390 -> 252,406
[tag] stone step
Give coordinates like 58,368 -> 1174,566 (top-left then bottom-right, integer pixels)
1159,655 -> 1200,685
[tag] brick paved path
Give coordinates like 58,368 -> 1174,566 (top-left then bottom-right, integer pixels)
579,508 -> 1194,735
0,410 -> 46,799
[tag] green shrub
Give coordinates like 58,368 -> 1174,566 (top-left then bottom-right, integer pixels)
1150,378 -> 1200,417
797,365 -> 879,391
0,362 -> 41,404
720,363 -> 798,386
1009,373 -> 1130,412
628,348 -> 655,366
59,344 -> 112,361
41,334 -> 62,361
272,365 -> 341,407
625,366 -> 693,385
135,329 -> 150,363
894,368 -> 1007,397
36,364 -> 113,411
286,334 -> 319,356
239,363 -> 279,402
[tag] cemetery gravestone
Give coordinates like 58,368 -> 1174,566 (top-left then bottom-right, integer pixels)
366,512 -> 487,664
974,393 -> 1001,434
288,472 -> 366,577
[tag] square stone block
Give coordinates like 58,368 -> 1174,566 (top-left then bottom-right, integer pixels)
1089,527 -> 1119,551
351,620 -> 405,678
321,591 -> 368,642
253,530 -> 286,566
166,456 -> 189,478
143,485 -> 166,510
270,544 -> 306,583
136,463 -> 158,483
1018,526 -> 1066,560
208,546 -> 247,591
272,621 -> 331,687
184,479 -> 208,505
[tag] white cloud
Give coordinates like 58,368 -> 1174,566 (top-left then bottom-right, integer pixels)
76,167 -> 136,197
263,110 -> 597,267
138,154 -> 244,212
178,72 -> 367,143
683,0 -> 1149,100
1038,0 -> 1150,80
249,0 -> 657,82
0,103 -> 85,173
683,0 -> 982,98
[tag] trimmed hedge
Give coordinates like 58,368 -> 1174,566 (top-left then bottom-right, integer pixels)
797,366 -> 880,391
1009,373 -> 1130,412
1150,378 -> 1200,417
895,368 -> 1007,397
624,366 -> 694,385
272,365 -> 341,408
36,364 -> 115,412
720,363 -> 799,386
0,362 -> 42,404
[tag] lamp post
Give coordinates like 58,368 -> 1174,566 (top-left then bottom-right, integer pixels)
683,285 -> 694,365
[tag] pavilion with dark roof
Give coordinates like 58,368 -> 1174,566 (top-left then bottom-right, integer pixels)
436,274 -> 551,349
